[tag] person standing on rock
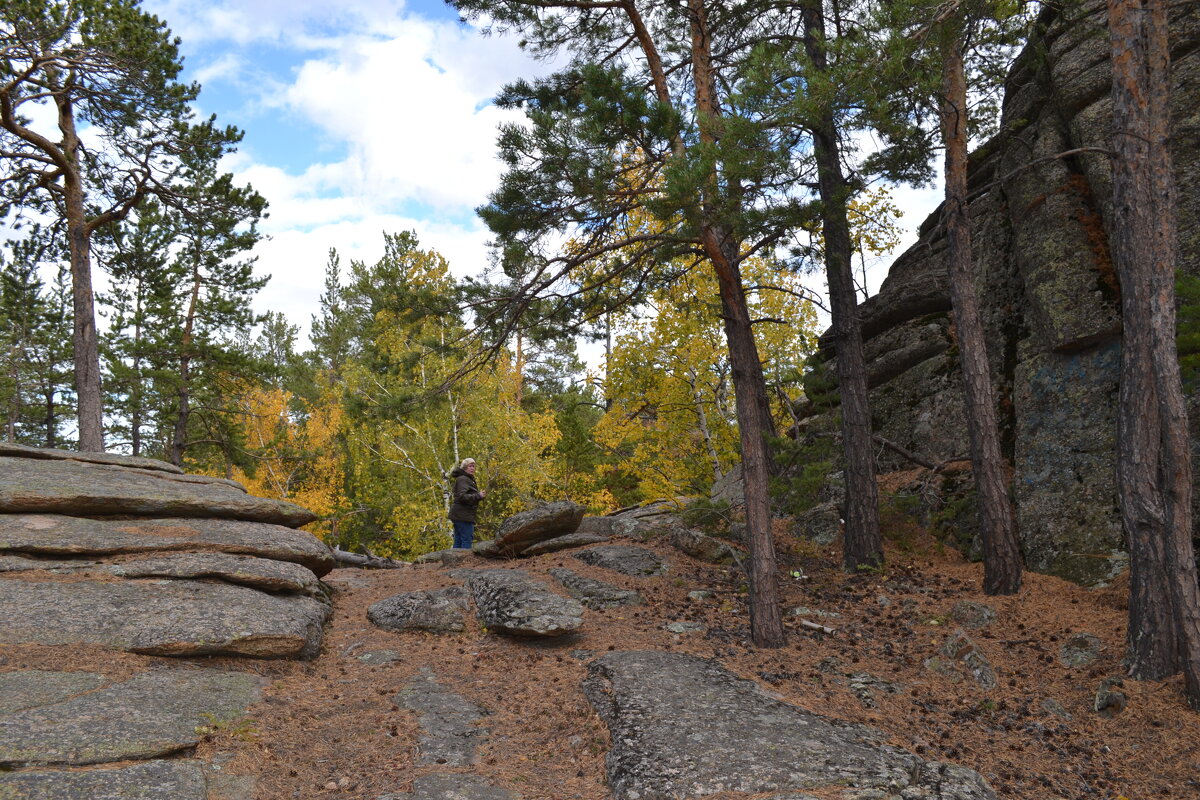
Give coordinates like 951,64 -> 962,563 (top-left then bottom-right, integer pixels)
448,458 -> 485,549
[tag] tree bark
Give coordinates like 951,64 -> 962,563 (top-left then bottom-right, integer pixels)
57,97 -> 104,452
939,40 -> 1023,595
688,0 -> 784,648
1109,0 -> 1200,706
171,259 -> 204,467
802,0 -> 881,571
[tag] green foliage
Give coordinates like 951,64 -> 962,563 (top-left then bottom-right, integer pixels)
97,146 -> 267,467
1177,272 -> 1200,390
681,497 -> 733,536
0,234 -> 74,446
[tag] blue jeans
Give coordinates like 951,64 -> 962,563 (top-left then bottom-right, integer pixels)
452,521 -> 475,549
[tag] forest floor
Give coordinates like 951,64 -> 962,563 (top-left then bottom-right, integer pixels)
177,510 -> 1200,800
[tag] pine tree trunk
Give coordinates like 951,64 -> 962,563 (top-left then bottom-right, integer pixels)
171,357 -> 190,468
688,0 -> 783,648
940,41 -> 1023,595
707,227 -> 785,648
59,97 -> 103,452
1109,0 -> 1200,705
802,0 -> 881,571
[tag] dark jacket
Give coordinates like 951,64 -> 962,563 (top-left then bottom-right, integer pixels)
448,468 -> 484,523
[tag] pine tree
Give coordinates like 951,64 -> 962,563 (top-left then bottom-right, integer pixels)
1,0 -> 246,450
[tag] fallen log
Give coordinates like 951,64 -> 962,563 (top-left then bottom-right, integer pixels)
331,547 -> 408,569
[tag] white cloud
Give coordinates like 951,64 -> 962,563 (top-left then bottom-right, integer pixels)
280,25 -> 531,210
148,0 -> 412,48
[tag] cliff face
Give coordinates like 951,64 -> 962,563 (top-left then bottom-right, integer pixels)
825,1 -> 1200,585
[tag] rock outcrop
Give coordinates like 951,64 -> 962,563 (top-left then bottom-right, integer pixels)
0,445 -> 330,798
465,569 -> 585,636
475,500 -> 586,557
583,650 -> 996,799
810,0 -> 1200,585
574,544 -> 668,576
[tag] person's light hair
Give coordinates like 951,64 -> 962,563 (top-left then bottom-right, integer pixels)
461,458 -> 476,469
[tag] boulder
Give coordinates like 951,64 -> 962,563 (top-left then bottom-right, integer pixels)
670,527 -> 739,565
0,457 -> 315,527
368,587 -> 470,634
490,501 -> 585,557
710,464 -> 744,507
582,650 -> 996,800
104,552 -> 324,596
792,502 -> 841,547
520,532 -> 609,556
549,567 -> 643,609
925,629 -> 999,691
414,548 -> 472,566
1059,632 -> 1104,667
466,569 -> 584,637
0,669 -> 265,766
577,516 -> 640,538
0,578 -> 330,658
574,545 -> 667,576
0,759 -> 208,800
0,554 -> 93,573
0,514 -> 334,576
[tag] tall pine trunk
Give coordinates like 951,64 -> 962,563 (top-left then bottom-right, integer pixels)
689,0 -> 784,647
939,40 -> 1023,595
803,0 -> 882,571
1109,0 -> 1200,706
58,95 -> 104,452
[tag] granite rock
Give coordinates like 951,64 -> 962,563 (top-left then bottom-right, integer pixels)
0,578 -> 329,658
0,514 -> 333,576
466,569 -> 584,637
0,457 -> 315,527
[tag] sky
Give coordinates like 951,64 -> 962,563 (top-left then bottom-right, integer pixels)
127,1 -> 943,346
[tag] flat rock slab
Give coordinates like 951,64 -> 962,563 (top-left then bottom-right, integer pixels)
520,532 -> 609,557
0,555 -> 93,573
0,759 -> 208,800
466,569 -> 584,637
105,552 -> 324,596
0,442 -> 183,474
491,501 -> 585,557
573,545 -> 667,576
0,672 -> 106,715
0,578 -> 329,658
0,457 -> 315,527
368,587 -> 470,633
396,668 -> 488,766
0,669 -> 265,766
582,651 -> 996,800
549,567 -> 643,609
378,773 -> 520,800
0,514 -> 333,576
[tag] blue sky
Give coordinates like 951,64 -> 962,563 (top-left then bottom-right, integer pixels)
136,0 -> 940,346
136,0 -> 556,343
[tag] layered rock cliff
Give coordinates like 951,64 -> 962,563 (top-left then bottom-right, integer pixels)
816,0 -> 1200,585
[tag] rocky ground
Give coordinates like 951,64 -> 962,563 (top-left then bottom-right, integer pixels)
2,445 -> 1199,800
298,539 -> 1195,798
78,524 -> 1200,800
